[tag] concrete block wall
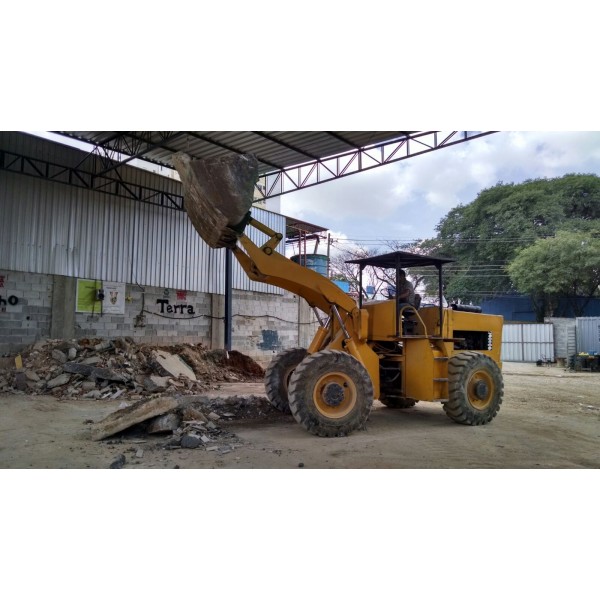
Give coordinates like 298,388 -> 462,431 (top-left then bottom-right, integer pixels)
74,286 -> 214,345
231,290 -> 319,363
1,270 -> 319,365
0,271 -> 53,355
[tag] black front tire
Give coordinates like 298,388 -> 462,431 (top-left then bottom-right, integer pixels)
443,351 -> 503,425
288,350 -> 374,437
264,348 -> 308,413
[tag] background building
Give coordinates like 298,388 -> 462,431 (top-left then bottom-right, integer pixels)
0,132 -> 318,363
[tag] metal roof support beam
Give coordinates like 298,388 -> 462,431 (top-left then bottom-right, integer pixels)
93,132 -> 187,177
56,131 -> 188,172
258,131 -> 496,198
0,149 -> 184,210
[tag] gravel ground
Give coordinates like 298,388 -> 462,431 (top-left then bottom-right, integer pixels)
1,361 -> 598,469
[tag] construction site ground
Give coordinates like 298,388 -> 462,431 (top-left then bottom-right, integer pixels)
1,361 -> 599,469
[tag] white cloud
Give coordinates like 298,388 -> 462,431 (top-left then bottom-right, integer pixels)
281,165 -> 408,223
280,131 -> 600,244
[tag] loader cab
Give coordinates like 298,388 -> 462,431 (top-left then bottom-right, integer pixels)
346,250 -> 454,339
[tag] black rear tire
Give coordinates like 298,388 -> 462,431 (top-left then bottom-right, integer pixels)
288,350 -> 373,437
444,351 -> 503,425
264,348 -> 308,413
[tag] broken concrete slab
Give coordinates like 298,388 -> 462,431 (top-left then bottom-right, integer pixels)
147,413 -> 181,434
91,367 -> 128,383
47,373 -> 71,389
81,356 -> 102,366
63,362 -> 94,377
90,396 -> 180,441
94,341 -> 112,352
183,421 -> 207,431
141,375 -> 169,393
152,350 -> 197,381
52,349 -> 67,364
180,434 -> 202,449
24,370 -> 40,382
181,406 -> 207,423
150,375 -> 170,388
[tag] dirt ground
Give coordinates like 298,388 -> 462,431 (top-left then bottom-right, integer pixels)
1,361 -> 598,469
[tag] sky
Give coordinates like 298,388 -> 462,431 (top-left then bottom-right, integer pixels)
280,131 -> 600,253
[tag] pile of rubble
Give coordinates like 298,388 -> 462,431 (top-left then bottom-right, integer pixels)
0,337 -> 265,401
97,393 -> 286,467
0,338 -> 291,465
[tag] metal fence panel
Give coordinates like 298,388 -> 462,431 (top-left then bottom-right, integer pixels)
501,324 -> 554,362
576,317 -> 600,354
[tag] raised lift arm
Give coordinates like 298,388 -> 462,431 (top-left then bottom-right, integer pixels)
172,150 -> 379,396
233,216 -> 380,396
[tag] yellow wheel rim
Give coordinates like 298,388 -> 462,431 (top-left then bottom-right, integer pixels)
467,369 -> 495,410
313,371 -> 357,418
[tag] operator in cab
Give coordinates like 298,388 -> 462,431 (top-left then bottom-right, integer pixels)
386,270 -> 415,307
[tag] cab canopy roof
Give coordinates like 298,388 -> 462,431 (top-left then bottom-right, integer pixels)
346,250 -> 454,270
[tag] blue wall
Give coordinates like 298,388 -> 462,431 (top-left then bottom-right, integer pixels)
481,296 -> 600,322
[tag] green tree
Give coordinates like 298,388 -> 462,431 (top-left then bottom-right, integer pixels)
424,174 -> 600,303
507,230 -> 600,320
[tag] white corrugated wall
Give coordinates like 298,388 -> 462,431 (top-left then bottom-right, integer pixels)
545,318 -> 577,359
501,323 -> 554,362
1,149 -> 285,295
576,317 -> 600,354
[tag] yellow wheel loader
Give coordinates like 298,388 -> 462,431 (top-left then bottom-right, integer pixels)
173,152 -> 504,437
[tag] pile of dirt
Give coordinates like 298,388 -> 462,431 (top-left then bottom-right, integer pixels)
0,337 -> 265,401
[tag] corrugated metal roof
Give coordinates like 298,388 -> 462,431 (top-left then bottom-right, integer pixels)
57,131 -> 416,174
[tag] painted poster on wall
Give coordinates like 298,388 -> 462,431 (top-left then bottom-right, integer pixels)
102,282 -> 126,315
76,279 -> 102,313
76,280 -> 126,314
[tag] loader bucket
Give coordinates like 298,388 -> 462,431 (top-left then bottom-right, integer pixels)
172,152 -> 258,248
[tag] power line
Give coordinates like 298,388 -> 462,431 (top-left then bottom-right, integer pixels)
333,238 -> 551,245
